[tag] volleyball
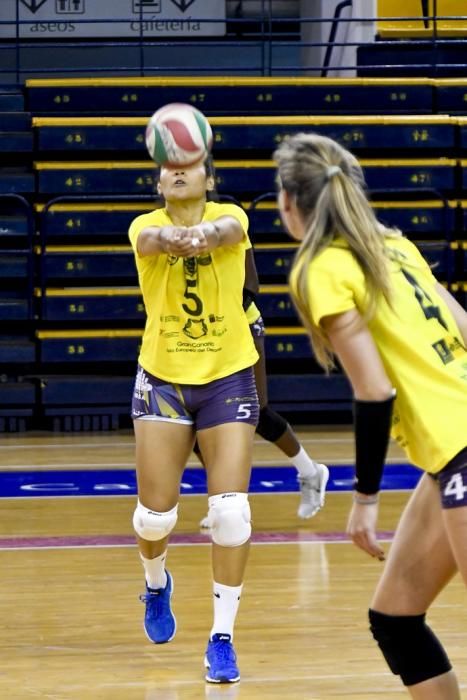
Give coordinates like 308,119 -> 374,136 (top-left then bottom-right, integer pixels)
145,103 -> 213,167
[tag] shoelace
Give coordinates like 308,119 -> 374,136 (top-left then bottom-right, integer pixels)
298,477 -> 320,500
140,590 -> 166,615
210,639 -> 236,664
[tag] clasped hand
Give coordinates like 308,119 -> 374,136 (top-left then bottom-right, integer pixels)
159,224 -> 214,257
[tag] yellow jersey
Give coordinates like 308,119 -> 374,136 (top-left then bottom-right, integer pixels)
293,235 -> 467,474
129,201 -> 259,384
245,300 -> 261,325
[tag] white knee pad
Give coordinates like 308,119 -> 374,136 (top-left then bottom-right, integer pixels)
208,492 -> 251,547
133,500 -> 178,541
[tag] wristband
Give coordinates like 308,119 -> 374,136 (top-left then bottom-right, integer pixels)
353,391 -> 395,495
353,493 -> 379,505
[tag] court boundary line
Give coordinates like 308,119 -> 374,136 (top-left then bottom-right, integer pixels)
0,530 -> 396,550
0,488 -> 412,501
0,538 -> 395,552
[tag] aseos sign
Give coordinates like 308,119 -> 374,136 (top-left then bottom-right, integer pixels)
0,0 -> 226,37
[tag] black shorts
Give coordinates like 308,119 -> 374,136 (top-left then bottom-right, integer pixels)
432,447 -> 467,509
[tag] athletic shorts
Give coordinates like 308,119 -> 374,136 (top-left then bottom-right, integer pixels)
250,315 -> 265,338
131,365 -> 259,431
433,447 -> 467,509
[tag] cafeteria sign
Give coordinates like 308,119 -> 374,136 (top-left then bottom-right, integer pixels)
0,0 -> 226,37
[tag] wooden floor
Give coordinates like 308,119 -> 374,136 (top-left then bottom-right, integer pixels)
0,428 -> 465,700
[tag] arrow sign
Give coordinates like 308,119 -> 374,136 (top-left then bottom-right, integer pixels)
169,0 -> 196,12
20,0 -> 49,13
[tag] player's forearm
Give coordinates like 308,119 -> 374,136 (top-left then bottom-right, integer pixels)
208,216 -> 244,247
137,226 -> 168,256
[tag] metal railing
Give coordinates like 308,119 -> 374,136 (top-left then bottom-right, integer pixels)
0,0 -> 466,80
0,193 -> 35,320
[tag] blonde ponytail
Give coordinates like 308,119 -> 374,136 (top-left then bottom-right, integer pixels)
274,133 -> 400,370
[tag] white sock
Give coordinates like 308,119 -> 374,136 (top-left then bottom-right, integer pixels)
290,445 -> 318,478
140,550 -> 168,590
210,581 -> 243,640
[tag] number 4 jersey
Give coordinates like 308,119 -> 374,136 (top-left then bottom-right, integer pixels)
129,201 -> 258,385
297,234 -> 467,474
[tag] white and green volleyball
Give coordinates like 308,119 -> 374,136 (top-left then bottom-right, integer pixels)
145,102 -> 213,167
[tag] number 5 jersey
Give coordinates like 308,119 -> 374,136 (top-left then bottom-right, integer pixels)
129,201 -> 258,386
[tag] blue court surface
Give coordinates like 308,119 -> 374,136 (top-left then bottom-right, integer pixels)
0,464 -> 422,498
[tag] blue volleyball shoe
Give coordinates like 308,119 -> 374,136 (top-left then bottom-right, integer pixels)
205,633 -> 240,683
139,571 -> 176,644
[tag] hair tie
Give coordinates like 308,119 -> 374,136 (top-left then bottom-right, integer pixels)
325,165 -> 342,181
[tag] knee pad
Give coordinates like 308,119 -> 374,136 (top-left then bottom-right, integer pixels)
133,500 -> 178,541
256,406 -> 288,443
208,492 -> 251,547
369,609 -> 452,686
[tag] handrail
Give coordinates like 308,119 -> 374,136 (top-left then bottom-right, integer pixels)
38,192 -> 246,293
39,193 -> 155,238
321,0 -> 353,78
0,193 -> 35,319
1,2 -> 466,79
38,194 -> 158,293
249,187 -> 455,283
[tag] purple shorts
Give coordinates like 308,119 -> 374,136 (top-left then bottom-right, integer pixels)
131,365 -> 259,431
250,315 -> 265,338
437,447 -> 467,509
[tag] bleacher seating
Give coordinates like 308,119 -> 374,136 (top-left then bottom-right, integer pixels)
362,2 -> 467,77
0,83 -> 35,430
0,85 -> 34,196
377,0 -> 467,38
0,196 -> 33,314
36,202 -> 153,240
0,168 -> 34,195
36,327 -> 318,364
0,337 -> 35,365
33,158 -> 459,197
0,76 -> 466,430
37,198 -> 458,243
0,112 -> 32,153
267,374 -> 352,414
0,85 -> 25,112
0,381 -> 36,432
438,81 -> 467,113
452,282 -> 467,308
39,375 -> 133,431
36,284 -> 298,324
461,242 -> 467,278
26,77 -> 436,116
461,158 -> 467,190
24,77 -> 467,117
40,245 -> 136,284
34,114 -> 457,153
37,286 -> 144,323
358,42 -> 467,78
0,193 -> 35,430
0,87 -> 39,429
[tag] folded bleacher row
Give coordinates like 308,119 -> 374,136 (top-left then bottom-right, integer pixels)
1,77 -> 466,431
